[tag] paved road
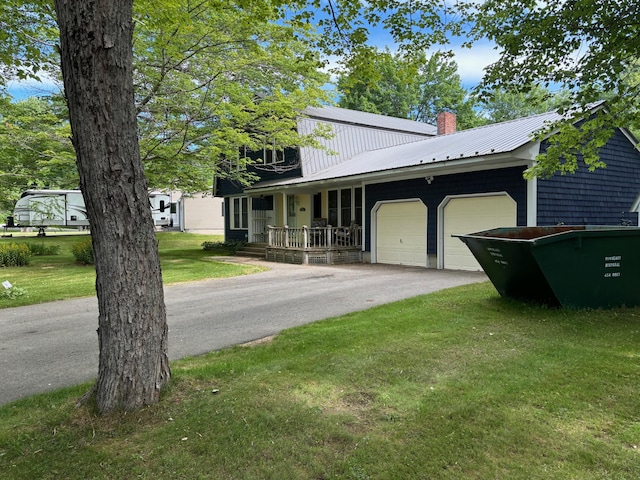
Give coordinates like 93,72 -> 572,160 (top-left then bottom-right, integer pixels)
0,259 -> 486,405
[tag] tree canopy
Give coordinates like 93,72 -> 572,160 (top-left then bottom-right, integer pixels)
132,0 -> 330,193
466,0 -> 639,177
0,0 -> 331,209
337,49 -> 481,130
0,94 -> 75,216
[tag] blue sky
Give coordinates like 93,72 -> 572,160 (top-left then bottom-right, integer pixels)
6,7 -> 499,100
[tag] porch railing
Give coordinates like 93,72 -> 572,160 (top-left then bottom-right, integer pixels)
267,225 -> 362,249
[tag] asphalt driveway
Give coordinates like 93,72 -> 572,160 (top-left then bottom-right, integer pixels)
0,259 -> 486,405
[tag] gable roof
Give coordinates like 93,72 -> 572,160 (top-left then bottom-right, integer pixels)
297,106 -> 437,177
304,109 -> 563,181
248,109 -> 562,191
247,103 -> 620,192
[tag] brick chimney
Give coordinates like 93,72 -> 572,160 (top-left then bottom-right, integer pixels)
436,111 -> 457,135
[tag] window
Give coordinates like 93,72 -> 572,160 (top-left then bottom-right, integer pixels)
264,139 -> 285,164
327,187 -> 362,227
230,146 -> 248,171
231,196 -> 248,229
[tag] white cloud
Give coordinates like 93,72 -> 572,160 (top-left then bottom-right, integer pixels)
447,42 -> 501,88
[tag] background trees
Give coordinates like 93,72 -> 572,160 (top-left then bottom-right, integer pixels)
0,94 -> 75,216
337,50 -> 481,129
467,0 -> 639,176
1,0 -> 330,215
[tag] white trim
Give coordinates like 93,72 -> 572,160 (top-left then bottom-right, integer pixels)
437,192 -> 516,269
527,175 -> 537,226
247,197 -> 254,239
360,183 -> 366,253
246,155 -> 533,195
327,186 -> 363,227
264,138 -> 285,165
230,195 -> 249,230
370,198 -> 426,265
631,194 -> 640,217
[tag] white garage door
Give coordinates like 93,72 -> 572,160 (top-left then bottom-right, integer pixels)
376,201 -> 427,267
443,195 -> 516,271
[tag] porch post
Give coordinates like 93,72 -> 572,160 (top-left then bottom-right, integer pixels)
247,196 -> 253,242
284,225 -> 289,248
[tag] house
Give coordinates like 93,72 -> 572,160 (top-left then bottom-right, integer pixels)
172,191 -> 224,234
216,105 -> 640,270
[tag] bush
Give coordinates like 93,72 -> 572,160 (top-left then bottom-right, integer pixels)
201,240 -> 246,254
0,243 -> 32,266
71,238 -> 94,265
27,243 -> 61,256
0,285 -> 27,300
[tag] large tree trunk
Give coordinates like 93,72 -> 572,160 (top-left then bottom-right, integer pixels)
54,0 -> 170,413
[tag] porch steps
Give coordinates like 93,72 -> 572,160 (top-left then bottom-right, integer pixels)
235,242 -> 267,259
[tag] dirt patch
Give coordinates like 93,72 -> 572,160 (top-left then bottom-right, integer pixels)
240,335 -> 277,348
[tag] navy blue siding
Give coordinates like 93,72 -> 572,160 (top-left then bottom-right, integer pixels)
217,148 -> 302,197
537,130 -> 640,226
365,166 -> 528,254
223,200 -> 247,242
218,147 -> 302,239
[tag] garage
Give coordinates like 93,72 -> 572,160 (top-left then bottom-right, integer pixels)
441,194 -> 517,271
375,200 -> 427,267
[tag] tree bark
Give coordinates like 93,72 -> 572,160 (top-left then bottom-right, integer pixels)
54,0 -> 170,413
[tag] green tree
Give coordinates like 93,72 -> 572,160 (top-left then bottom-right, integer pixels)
337,49 -> 480,129
479,86 -> 572,123
133,0 -> 330,193
413,52 -> 481,129
1,2 -> 330,198
302,0 -> 638,176
1,0 -> 333,414
0,94 -> 76,216
466,0 -> 639,177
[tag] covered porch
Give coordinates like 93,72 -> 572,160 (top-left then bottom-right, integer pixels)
265,224 -> 363,265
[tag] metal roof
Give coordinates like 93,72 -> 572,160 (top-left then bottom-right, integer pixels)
297,106 -> 437,177
302,106 -> 437,136
249,109 -> 564,190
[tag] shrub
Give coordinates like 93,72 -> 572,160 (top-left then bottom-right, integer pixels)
0,285 -> 27,300
0,243 -> 32,267
71,238 -> 94,265
201,240 -> 246,254
27,243 -> 61,256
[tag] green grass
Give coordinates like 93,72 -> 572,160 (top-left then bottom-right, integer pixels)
2,282 -> 640,479
0,232 -> 263,308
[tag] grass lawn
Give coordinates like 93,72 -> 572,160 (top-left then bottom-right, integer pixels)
0,231 -> 263,308
1,282 -> 639,479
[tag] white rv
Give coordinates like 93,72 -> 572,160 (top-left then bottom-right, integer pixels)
12,189 -> 173,231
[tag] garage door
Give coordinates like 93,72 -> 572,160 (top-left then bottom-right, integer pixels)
376,201 -> 427,267
443,195 -> 516,271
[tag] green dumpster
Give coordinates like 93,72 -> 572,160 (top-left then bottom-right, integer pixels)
455,226 -> 640,309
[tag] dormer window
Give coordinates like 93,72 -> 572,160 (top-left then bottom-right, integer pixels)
264,139 -> 284,165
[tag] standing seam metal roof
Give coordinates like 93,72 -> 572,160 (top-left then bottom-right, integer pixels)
250,109 -> 564,190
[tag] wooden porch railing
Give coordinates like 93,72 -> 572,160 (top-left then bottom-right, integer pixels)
267,225 -> 362,249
